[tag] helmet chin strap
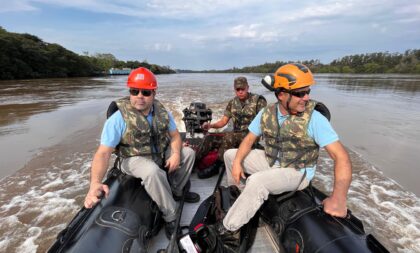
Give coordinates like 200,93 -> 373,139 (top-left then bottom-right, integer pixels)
277,96 -> 292,115
281,92 -> 304,116
286,94 -> 292,113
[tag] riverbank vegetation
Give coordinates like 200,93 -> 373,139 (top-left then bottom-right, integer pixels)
1,27 -> 419,79
0,27 -> 175,80
192,49 -> 420,74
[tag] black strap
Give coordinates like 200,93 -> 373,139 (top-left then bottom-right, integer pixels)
161,174 -> 190,253
106,101 -> 119,119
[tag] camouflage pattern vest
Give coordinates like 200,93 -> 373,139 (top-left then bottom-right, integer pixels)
231,93 -> 261,132
115,97 -> 170,165
261,100 -> 320,168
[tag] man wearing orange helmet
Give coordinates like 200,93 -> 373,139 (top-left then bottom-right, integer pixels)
209,63 -> 352,244
83,67 -> 199,239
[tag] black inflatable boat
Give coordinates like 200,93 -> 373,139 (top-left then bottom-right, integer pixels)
260,186 -> 389,253
48,102 -> 390,253
48,166 -> 162,253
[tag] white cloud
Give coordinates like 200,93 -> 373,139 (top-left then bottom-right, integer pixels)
395,4 -> 420,15
32,0 -> 152,17
282,1 -> 352,22
230,24 -> 260,39
1,0 -> 418,69
4,0 -> 260,18
150,43 -> 172,52
372,23 -> 388,33
177,23 -> 281,45
4,0 -> 420,25
145,0 -> 258,17
179,34 -> 208,43
394,4 -> 420,23
0,1 -> 37,12
259,31 -> 280,42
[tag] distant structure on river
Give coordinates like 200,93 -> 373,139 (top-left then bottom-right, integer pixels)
108,68 -> 131,75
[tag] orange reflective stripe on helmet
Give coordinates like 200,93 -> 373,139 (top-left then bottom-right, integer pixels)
127,67 -> 157,90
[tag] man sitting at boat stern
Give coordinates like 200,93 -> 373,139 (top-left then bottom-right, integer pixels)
199,76 -> 267,178
210,63 -> 352,242
83,67 -> 200,239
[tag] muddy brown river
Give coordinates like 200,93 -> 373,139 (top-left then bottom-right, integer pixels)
0,73 -> 419,252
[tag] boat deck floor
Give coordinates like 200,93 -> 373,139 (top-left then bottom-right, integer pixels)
148,172 -> 279,252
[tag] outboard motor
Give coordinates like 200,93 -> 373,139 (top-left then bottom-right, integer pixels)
182,102 -> 212,136
182,102 -> 215,152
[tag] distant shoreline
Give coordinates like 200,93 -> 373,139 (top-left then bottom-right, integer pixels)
3,71 -> 420,82
177,49 -> 420,74
1,27 -> 418,80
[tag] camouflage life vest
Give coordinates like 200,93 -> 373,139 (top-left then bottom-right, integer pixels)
231,93 -> 261,132
261,100 -> 320,168
115,97 -> 170,165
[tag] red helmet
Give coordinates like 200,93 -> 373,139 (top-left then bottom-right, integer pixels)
127,67 -> 157,90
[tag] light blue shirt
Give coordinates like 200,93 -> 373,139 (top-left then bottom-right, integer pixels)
248,106 -> 339,181
101,108 -> 177,148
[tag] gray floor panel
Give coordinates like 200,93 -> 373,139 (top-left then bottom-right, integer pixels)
148,172 -> 277,252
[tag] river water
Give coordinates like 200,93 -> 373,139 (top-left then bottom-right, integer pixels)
0,73 -> 419,252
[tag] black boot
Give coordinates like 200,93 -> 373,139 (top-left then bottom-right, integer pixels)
173,180 -> 201,203
173,191 -> 200,203
197,160 -> 223,179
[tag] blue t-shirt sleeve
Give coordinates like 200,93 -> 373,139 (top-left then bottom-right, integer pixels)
248,109 -> 264,136
168,112 -> 177,132
100,111 -> 126,148
308,110 -> 339,147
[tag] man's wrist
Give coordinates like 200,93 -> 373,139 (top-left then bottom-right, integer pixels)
233,159 -> 242,167
330,192 -> 347,203
90,181 -> 101,187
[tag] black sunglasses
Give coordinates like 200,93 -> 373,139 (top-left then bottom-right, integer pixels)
235,88 -> 246,92
129,88 -> 153,97
289,89 -> 311,98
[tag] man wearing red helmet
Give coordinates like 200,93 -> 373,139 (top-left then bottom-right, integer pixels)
83,67 -> 199,239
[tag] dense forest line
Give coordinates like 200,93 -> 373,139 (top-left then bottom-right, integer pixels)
1,27 -> 419,80
182,49 -> 420,74
0,27 -> 175,80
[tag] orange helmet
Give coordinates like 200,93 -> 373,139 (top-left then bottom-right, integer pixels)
127,67 -> 157,90
262,63 -> 315,91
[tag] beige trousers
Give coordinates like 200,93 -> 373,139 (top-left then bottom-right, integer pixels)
223,149 -> 309,231
121,146 -> 195,222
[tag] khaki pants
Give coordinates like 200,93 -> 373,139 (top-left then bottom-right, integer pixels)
222,149 -> 309,231
121,146 -> 195,222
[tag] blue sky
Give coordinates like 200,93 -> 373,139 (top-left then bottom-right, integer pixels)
1,0 -> 419,70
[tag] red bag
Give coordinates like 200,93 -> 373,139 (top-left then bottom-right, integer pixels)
197,150 -> 219,171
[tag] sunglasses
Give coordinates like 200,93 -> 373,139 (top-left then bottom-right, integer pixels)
129,88 -> 153,97
235,88 -> 246,92
289,89 -> 311,98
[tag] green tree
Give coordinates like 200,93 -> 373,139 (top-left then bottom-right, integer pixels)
0,27 -> 175,80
